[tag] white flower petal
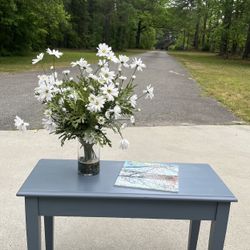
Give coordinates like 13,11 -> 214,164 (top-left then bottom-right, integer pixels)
14,116 -> 29,131
143,84 -> 154,99
47,48 -> 63,58
130,58 -> 146,71
130,116 -> 135,124
96,43 -> 112,57
32,53 -> 44,64
119,139 -> 129,150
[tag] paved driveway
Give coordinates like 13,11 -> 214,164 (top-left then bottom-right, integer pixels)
0,51 -> 240,129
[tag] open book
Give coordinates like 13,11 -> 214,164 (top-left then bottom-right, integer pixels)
115,161 -> 179,192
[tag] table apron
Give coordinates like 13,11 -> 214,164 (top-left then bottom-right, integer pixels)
38,197 -> 218,220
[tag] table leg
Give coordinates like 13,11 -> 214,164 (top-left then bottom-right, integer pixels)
25,198 -> 41,250
208,203 -> 230,250
187,220 -> 201,250
44,216 -> 54,250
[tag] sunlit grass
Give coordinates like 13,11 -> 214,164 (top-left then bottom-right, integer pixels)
168,51 -> 250,123
0,49 -> 147,72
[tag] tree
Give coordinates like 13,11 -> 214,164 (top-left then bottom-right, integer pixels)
193,0 -> 202,49
64,0 -> 89,48
0,0 -> 69,55
242,0 -> 250,58
219,0 -> 234,56
165,0 -> 250,58
243,22 -> 250,58
2,0 -> 249,57
131,0 -> 168,49
0,0 -> 17,55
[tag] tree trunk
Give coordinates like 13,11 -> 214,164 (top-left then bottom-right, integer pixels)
115,25 -> 122,50
243,22 -> 250,59
219,0 -> 234,57
136,20 -> 142,48
193,20 -> 200,49
206,19 -> 212,51
182,30 -> 186,49
201,14 -> 208,50
193,0 -> 201,50
231,1 -> 241,56
186,32 -> 190,50
201,0 -> 209,50
231,40 -> 238,55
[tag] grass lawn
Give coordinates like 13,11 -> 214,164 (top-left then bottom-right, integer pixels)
0,49 -> 146,72
168,51 -> 250,123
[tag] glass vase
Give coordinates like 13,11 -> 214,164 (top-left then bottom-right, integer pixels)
77,139 -> 100,176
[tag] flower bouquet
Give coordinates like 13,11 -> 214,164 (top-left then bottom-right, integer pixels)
15,43 -> 154,175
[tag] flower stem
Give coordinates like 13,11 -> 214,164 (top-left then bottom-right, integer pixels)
79,139 -> 97,162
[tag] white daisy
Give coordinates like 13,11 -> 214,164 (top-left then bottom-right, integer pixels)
130,58 -> 146,71
61,87 -> 70,93
106,51 -> 118,63
68,91 -> 78,101
129,94 -> 137,108
97,77 -> 106,85
71,61 -> 78,67
117,55 -> 129,67
100,83 -> 119,101
119,139 -> 129,150
121,123 -> 127,129
105,110 -> 111,119
35,83 -> 54,102
98,116 -> 105,125
119,76 -> 127,81
99,67 -> 115,84
37,74 -> 54,87
143,84 -> 154,99
44,109 -> 52,117
87,94 -> 106,112
112,105 -> 121,119
46,48 -> 63,58
78,59 -> 92,73
98,59 -> 108,68
52,71 -> 58,80
96,43 -> 112,57
71,58 -> 92,73
53,79 -> 62,87
130,116 -> 135,124
62,70 -> 70,75
88,74 -> 99,81
42,116 -> 57,132
32,53 -> 44,64
14,116 -> 29,131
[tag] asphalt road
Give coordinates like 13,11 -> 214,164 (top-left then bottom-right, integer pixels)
0,51 -> 241,130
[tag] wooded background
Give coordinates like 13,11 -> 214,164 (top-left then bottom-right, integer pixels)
0,0 -> 250,58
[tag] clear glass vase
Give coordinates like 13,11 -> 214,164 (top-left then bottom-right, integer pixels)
77,139 -> 100,176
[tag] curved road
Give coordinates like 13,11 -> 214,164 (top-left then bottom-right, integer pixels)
0,51 -> 240,129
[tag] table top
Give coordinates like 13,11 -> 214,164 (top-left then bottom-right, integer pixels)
17,159 -> 237,202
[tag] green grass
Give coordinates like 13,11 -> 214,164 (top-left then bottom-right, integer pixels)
168,51 -> 250,123
0,49 -> 147,72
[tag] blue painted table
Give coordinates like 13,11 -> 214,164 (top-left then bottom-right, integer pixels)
17,159 -> 237,250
